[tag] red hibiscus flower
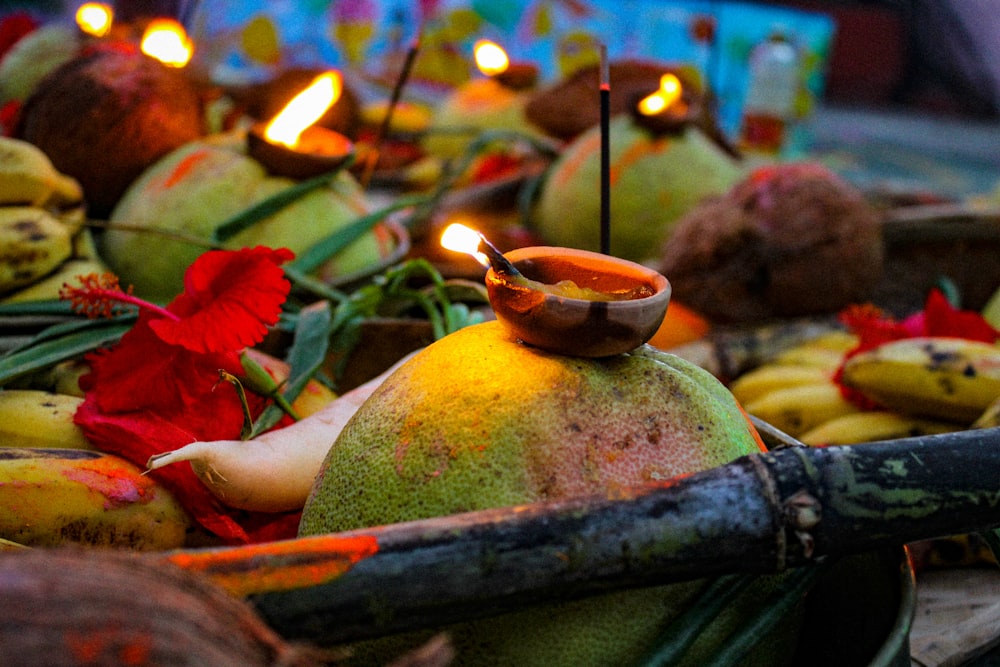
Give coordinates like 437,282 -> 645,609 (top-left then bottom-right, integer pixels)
834,288 -> 1000,407
66,246 -> 301,544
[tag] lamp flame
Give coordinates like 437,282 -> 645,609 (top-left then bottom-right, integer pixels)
76,2 -> 113,38
441,223 -> 490,267
264,72 -> 343,149
474,40 -> 510,77
637,73 -> 683,116
141,18 -> 193,67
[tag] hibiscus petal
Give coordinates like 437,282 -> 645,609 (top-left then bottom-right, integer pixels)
152,246 -> 293,354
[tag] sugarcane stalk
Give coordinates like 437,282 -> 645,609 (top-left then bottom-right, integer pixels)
168,427 -> 1000,646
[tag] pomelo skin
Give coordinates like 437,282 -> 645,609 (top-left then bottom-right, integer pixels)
532,115 -> 744,264
300,320 -> 799,666
101,132 -> 390,302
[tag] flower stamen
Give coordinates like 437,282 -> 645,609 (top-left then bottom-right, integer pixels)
60,272 -> 181,321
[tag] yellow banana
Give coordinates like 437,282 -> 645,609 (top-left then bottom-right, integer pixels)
0,206 -> 75,293
743,382 -> 860,437
728,364 -> 832,405
0,137 -> 82,207
0,256 -> 110,304
839,336 -> 1000,424
770,345 -> 847,372
0,389 -> 93,449
798,410 -> 963,446
792,330 -> 859,354
0,448 -> 190,550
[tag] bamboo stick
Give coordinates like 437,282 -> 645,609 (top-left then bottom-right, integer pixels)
170,428 -> 1000,645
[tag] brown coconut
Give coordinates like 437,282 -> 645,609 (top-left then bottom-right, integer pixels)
15,45 -> 205,219
656,162 -> 885,323
524,58 -> 736,155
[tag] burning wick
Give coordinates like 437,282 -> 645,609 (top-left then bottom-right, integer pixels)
441,223 -> 521,277
473,39 -> 538,90
637,73 -> 683,115
264,72 -> 342,148
140,18 -> 193,68
76,2 -> 113,38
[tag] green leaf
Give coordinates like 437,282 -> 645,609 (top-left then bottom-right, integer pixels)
0,322 -> 132,387
210,168 -> 349,244
287,194 -> 428,275
251,300 -> 334,437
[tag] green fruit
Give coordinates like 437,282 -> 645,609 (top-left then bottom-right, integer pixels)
0,25 -> 79,104
532,115 -> 743,263
300,320 -> 798,666
100,132 -> 391,302
422,78 -> 545,161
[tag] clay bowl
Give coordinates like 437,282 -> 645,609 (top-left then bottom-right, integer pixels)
485,246 -> 670,357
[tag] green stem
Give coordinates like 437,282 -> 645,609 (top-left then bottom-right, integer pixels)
218,370 -> 254,440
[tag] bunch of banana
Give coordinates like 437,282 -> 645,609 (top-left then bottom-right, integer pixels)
0,136 -> 110,303
839,336 -> 1000,425
730,330 -> 968,445
0,447 -> 190,550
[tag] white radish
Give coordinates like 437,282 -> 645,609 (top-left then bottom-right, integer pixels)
146,351 -> 419,513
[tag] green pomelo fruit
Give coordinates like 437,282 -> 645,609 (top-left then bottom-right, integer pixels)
101,132 -> 391,302
0,25 -> 80,104
422,78 -> 545,161
300,320 -> 801,666
532,115 -> 743,264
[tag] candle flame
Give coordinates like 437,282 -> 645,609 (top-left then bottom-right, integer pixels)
76,2 -> 113,38
637,73 -> 683,116
441,223 -> 489,267
264,72 -> 343,149
141,18 -> 193,67
474,40 -> 509,77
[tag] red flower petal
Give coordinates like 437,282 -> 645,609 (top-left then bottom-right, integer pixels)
150,246 -> 293,354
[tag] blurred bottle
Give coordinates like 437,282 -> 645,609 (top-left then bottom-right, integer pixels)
738,28 -> 800,155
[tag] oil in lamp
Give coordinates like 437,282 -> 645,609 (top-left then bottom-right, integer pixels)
441,223 -> 670,358
246,71 -> 355,180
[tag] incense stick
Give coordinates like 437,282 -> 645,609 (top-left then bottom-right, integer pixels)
360,33 -> 422,189
599,44 -> 611,256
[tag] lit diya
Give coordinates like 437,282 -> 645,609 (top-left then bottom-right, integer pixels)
246,71 -> 354,180
442,223 -> 670,357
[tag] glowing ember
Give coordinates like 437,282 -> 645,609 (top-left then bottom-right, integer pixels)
264,72 -> 343,149
637,73 -> 683,116
441,223 -> 490,267
76,2 -> 113,38
141,18 -> 193,67
474,40 -> 510,77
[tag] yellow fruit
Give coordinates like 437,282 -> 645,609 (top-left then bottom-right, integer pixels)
744,382 -> 860,437
301,320 -> 799,666
729,364 -> 832,405
798,410 -> 962,446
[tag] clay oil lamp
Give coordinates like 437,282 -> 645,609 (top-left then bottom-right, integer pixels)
630,71 -> 698,135
246,71 -> 355,180
441,223 -> 670,358
473,39 -> 539,92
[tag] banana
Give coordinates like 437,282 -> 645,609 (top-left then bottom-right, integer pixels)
0,448 -> 190,550
743,382 -> 860,437
798,410 -> 963,446
0,206 -> 74,293
0,137 -> 82,207
0,256 -> 110,304
728,364 -> 832,405
839,336 -> 1000,424
770,345 -> 848,372
792,330 -> 859,354
0,390 -> 93,449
